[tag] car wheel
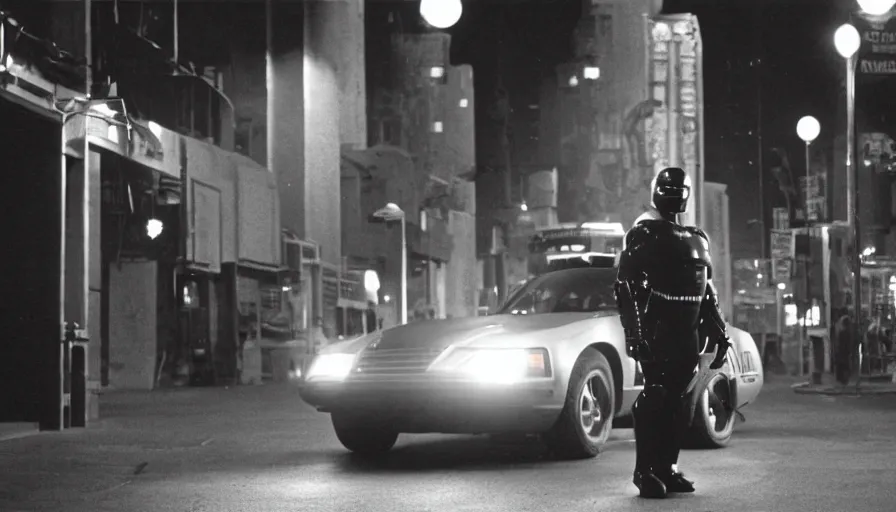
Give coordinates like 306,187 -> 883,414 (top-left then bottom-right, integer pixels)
331,413 -> 399,457
689,372 -> 737,449
543,347 -> 615,460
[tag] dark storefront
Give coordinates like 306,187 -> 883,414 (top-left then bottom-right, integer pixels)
0,95 -> 65,425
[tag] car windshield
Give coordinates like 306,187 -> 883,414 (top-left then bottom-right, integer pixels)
498,268 -> 618,315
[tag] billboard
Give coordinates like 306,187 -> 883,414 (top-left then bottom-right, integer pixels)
646,14 -> 704,227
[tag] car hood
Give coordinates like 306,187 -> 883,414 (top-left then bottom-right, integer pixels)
371,310 -> 616,351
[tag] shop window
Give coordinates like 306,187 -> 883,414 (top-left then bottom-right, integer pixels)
183,281 -> 201,308
428,66 -> 448,85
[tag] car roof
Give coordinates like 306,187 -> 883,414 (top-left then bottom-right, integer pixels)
537,267 -> 616,279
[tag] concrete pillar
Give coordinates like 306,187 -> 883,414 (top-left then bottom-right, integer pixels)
86,151 -> 102,388
267,0 -> 306,238
303,1 -> 343,266
333,0 -> 367,149
64,156 -> 88,332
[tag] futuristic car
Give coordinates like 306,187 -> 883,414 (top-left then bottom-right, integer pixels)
299,267 -> 764,459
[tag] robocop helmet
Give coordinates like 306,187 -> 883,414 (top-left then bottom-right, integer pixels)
650,167 -> 692,215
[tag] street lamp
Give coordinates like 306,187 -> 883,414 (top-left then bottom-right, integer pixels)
835,24 -> 860,232
796,115 -> 821,221
857,0 -> 896,15
373,202 -> 408,325
419,0 -> 463,29
833,21 -> 863,388
146,218 -> 164,240
795,115 -> 821,378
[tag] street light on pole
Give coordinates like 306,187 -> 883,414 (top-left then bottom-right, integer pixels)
857,0 -> 896,15
373,203 -> 408,325
419,0 -> 463,29
796,115 -> 821,222
795,115 -> 820,379
834,21 -> 862,388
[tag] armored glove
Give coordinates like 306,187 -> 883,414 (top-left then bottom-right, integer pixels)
627,337 -> 652,362
710,335 -> 731,370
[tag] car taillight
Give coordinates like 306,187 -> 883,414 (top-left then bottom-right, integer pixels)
526,349 -> 552,378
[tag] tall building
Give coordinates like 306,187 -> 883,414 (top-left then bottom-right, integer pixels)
537,0 -> 705,229
352,19 -> 478,323
0,0 -> 369,429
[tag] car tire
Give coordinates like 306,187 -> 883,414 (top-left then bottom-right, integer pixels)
543,347 -> 615,460
689,372 -> 737,449
331,413 -> 399,457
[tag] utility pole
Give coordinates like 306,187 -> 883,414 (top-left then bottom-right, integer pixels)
755,3 -> 766,260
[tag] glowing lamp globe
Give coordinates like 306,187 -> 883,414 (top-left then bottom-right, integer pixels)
420,0 -> 463,29
146,218 -> 164,240
796,116 -> 821,143
834,24 -> 861,59
857,0 -> 896,16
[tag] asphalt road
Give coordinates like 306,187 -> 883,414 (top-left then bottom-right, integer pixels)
1,377 -> 895,512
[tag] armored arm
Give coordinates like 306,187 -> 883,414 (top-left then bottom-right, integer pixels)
615,225 -> 652,360
700,281 -> 729,340
692,228 -> 731,368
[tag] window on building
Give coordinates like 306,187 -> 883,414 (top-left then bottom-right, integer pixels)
459,98 -> 469,108
428,66 -> 448,85
432,121 -> 444,133
420,210 -> 428,232
380,119 -> 401,145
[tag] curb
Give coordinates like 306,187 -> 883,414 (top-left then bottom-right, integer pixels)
0,425 -> 40,443
792,383 -> 896,396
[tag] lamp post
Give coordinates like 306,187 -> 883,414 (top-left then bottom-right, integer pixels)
796,116 -> 821,222
796,115 -> 820,378
373,203 -> 408,325
419,0 -> 463,29
834,22 -> 863,387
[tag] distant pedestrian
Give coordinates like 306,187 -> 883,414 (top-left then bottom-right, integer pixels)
835,314 -> 853,385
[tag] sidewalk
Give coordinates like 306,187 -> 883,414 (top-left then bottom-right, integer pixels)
792,372 -> 896,396
0,383 -> 313,510
0,422 -> 38,442
0,382 -> 305,444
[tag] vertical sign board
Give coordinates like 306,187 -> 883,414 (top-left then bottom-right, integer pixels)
798,172 -> 828,223
855,13 -> 896,76
770,229 -> 793,284
647,15 -> 704,227
772,207 -> 790,230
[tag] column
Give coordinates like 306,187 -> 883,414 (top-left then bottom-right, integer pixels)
303,0 -> 342,266
266,0 -> 306,238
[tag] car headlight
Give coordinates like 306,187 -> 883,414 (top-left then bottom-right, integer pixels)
305,353 -> 357,381
428,348 -> 551,384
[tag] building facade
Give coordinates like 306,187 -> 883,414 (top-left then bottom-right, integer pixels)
0,0 -> 373,430
537,0 -> 703,231
358,26 -> 478,323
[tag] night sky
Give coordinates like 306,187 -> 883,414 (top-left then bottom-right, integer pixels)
441,0 -> 852,260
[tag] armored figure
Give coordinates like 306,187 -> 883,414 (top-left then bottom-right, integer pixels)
614,167 -> 731,499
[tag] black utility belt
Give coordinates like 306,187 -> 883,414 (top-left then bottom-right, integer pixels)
651,290 -> 702,303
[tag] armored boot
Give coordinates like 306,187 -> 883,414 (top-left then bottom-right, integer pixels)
655,391 -> 695,493
631,386 -> 668,499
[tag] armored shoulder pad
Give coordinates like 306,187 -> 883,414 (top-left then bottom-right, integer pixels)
623,222 -> 652,250
687,226 -> 710,243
